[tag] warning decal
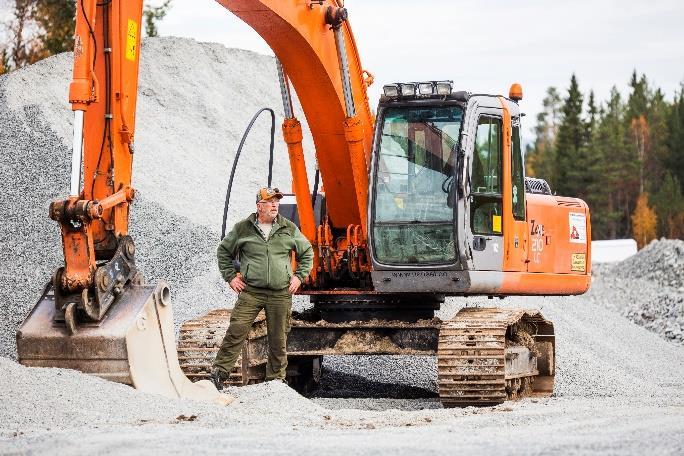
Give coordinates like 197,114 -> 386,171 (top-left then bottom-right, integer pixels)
569,212 -> 587,244
571,253 -> 586,272
125,20 -> 138,61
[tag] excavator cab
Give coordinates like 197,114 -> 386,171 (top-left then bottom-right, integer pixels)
369,81 -> 591,297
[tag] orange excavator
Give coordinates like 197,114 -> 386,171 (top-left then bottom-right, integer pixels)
17,0 -> 591,407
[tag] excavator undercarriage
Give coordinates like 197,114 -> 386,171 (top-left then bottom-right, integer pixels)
178,304 -> 555,406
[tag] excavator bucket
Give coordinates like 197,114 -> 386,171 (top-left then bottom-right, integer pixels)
16,281 -> 233,406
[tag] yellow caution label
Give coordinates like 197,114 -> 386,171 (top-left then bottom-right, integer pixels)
492,215 -> 502,233
571,253 -> 586,272
125,20 -> 138,61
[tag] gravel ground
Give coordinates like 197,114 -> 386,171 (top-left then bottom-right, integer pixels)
1,290 -> 683,454
1,37 -> 684,454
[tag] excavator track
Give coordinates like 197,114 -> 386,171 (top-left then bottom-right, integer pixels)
178,306 -> 554,404
437,307 -> 555,407
177,309 -> 267,388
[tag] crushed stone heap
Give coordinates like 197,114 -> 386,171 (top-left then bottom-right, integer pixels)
612,238 -> 684,288
0,36 -> 314,359
590,239 -> 684,344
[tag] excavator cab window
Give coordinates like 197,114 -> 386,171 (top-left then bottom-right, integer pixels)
471,115 -> 503,235
371,106 -> 463,265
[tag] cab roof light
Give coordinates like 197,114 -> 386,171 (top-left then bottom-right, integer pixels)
418,82 -> 434,95
435,81 -> 452,95
383,84 -> 399,97
400,83 -> 416,97
509,83 -> 523,101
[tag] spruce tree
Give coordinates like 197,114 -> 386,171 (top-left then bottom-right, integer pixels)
581,91 -> 604,234
626,71 -> 653,195
666,89 -> 684,195
646,89 -> 670,193
585,91 -> 598,144
555,74 -> 587,200
652,172 -> 684,238
626,71 -> 650,120
526,87 -> 561,188
594,87 -> 629,238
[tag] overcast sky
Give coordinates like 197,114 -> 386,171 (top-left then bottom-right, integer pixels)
2,0 -> 683,139
157,0 -> 684,139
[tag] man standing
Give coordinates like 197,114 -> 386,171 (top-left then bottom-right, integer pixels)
211,186 -> 313,388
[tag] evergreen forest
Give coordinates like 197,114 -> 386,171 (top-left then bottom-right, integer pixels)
525,72 -> 684,246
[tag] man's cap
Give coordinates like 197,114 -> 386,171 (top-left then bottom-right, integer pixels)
256,186 -> 284,203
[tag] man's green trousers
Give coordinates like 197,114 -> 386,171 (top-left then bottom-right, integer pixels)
213,289 -> 292,381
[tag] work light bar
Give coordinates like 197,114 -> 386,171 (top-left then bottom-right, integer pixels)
382,80 -> 455,99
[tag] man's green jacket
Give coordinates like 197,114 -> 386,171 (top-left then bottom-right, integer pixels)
218,213 -> 313,292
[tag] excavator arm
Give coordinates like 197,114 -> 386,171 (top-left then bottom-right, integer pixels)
50,0 -> 142,319
17,0 -> 231,405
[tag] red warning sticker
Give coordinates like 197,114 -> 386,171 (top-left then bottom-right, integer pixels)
569,212 -> 587,244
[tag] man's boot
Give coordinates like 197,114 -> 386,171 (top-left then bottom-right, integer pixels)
210,367 -> 230,390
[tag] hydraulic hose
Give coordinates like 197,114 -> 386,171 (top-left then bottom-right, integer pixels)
221,108 -> 276,240
311,168 -> 320,209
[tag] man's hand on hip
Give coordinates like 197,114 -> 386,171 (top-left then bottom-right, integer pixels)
229,274 -> 246,293
288,276 -> 302,294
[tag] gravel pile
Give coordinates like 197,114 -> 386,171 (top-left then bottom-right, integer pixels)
589,239 -> 684,344
611,238 -> 684,288
0,36 -> 314,359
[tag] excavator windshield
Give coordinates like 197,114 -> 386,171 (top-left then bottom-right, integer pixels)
372,106 -> 462,265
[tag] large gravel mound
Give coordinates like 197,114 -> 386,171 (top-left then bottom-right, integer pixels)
0,37 -> 314,359
591,239 -> 684,344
